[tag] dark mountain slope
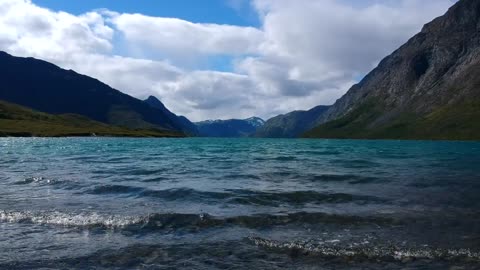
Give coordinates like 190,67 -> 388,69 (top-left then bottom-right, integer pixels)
305,0 -> 480,140
195,117 -> 265,137
0,100 -> 182,137
0,51 -> 192,133
255,105 -> 330,138
144,96 -> 199,135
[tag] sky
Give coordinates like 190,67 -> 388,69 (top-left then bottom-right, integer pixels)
0,0 -> 456,121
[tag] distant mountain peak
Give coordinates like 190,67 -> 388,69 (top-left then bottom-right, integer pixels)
144,96 -> 167,111
195,116 -> 265,137
145,95 -> 160,102
244,117 -> 265,127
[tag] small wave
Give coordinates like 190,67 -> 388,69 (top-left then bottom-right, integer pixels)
226,190 -> 386,206
140,188 -> 230,201
12,177 -> 87,191
138,188 -> 385,206
86,185 -> 145,195
0,211 -> 394,230
103,156 -> 131,163
141,176 -> 170,183
274,156 -> 296,161
0,210 -> 143,227
0,210 -> 222,230
310,174 -> 379,184
331,159 -> 379,169
120,168 -> 168,176
13,177 -> 58,185
223,174 -> 261,180
249,237 -> 480,262
295,150 -> 341,156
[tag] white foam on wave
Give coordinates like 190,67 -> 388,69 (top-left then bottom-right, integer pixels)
0,210 -> 144,227
249,237 -> 480,261
13,176 -> 63,186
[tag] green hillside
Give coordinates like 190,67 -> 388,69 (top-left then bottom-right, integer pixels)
303,100 -> 480,141
0,100 -> 183,137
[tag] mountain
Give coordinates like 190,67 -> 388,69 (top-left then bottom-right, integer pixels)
143,96 -> 199,135
0,51 -> 195,134
305,0 -> 480,140
195,117 -> 265,137
0,100 -> 182,137
255,105 -> 330,138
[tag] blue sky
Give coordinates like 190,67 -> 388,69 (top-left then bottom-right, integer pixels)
32,0 -> 258,72
32,0 -> 259,26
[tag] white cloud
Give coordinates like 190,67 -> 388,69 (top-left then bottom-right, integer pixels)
110,13 -> 264,59
0,0 -> 113,59
0,0 -> 456,121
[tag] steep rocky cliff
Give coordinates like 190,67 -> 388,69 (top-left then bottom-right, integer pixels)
305,0 -> 480,140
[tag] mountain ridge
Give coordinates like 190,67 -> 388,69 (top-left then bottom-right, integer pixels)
143,96 -> 199,135
255,105 -> 330,138
0,51 -> 195,134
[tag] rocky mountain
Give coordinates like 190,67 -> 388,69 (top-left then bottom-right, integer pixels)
143,96 -> 199,135
255,105 -> 330,138
0,51 -> 195,134
305,0 -> 480,140
196,117 -> 265,137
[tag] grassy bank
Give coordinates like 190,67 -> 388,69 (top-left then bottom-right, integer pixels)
304,100 -> 480,141
0,100 -> 183,138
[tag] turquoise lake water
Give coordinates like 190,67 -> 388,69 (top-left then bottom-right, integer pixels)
1,138 -> 479,269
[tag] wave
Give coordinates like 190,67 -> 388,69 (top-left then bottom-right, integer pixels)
249,237 -> 480,262
294,150 -> 341,156
5,240 -> 479,270
0,210 -> 144,227
119,168 -> 169,176
274,156 -> 296,161
331,159 -> 379,169
0,210 -> 395,230
13,176 -> 57,185
309,174 -> 380,184
223,173 -> 261,180
12,176 -> 87,190
86,185 -> 145,195
225,189 -> 386,206
139,188 -> 230,201
12,178 -> 386,206
139,188 -> 386,206
140,176 -> 171,183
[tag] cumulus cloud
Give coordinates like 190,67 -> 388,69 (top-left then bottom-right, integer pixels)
0,0 -> 112,59
0,0 -> 456,121
111,13 -> 264,56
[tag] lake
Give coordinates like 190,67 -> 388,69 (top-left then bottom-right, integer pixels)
1,138 -> 479,269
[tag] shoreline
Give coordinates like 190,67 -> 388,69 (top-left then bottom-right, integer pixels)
0,131 -> 185,138
1,134 -> 478,142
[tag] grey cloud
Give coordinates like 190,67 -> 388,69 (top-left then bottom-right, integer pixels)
24,15 -> 51,33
